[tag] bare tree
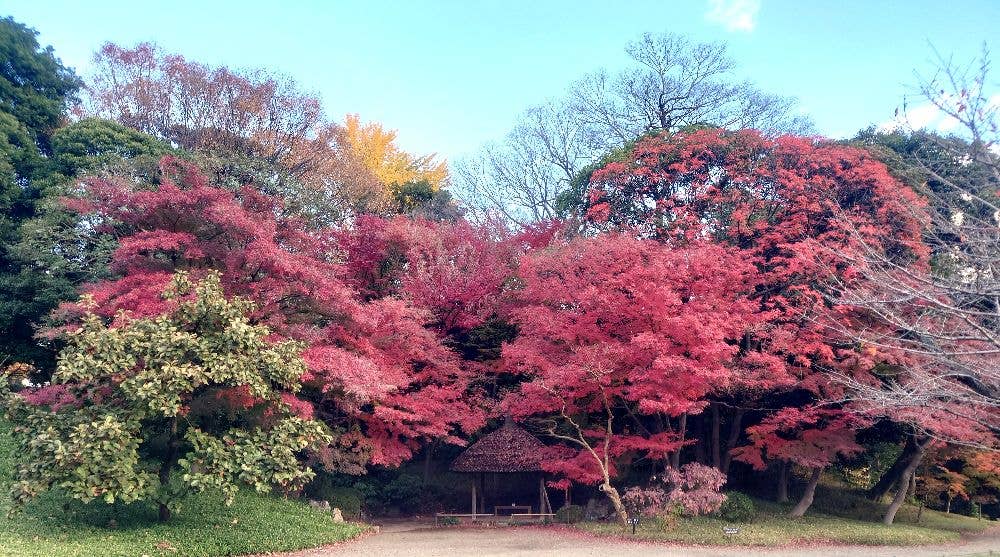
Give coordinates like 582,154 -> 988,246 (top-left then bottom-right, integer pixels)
826,48 -> 1000,453
455,101 -> 591,226
457,32 -> 811,227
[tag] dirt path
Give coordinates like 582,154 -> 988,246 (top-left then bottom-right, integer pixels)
274,522 -> 1000,557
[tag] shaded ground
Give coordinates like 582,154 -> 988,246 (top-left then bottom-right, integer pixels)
279,521 -> 1000,557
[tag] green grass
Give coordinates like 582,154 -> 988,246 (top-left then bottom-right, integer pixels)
0,420 -> 366,557
578,495 -> 995,547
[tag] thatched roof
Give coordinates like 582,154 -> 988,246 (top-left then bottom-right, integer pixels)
450,420 -> 547,473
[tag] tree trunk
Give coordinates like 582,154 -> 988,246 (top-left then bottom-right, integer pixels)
789,467 -> 822,517
917,499 -> 924,523
720,408 -> 745,475
868,437 -> 918,500
883,436 -> 928,525
946,495 -> 952,514
777,461 -> 790,503
601,482 -> 629,528
694,413 -> 707,465
422,440 -> 438,485
710,402 -> 721,469
157,417 -> 179,522
670,413 -> 687,469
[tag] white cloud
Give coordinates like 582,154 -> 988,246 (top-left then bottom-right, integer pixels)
705,0 -> 761,32
878,94 -> 961,134
879,92 -> 1000,135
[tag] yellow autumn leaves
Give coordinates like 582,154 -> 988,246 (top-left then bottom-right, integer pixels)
342,113 -> 448,192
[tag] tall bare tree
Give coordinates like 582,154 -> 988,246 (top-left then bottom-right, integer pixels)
455,101 -> 592,226
826,48 -> 999,455
457,32 -> 812,227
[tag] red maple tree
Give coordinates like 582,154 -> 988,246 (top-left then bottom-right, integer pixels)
501,233 -> 762,524
57,156 -> 484,467
734,406 -> 866,516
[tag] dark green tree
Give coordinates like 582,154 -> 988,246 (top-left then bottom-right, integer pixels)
0,17 -> 81,154
0,17 -> 81,368
0,117 -> 169,369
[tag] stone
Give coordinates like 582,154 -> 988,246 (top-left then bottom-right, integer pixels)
332,507 -> 344,523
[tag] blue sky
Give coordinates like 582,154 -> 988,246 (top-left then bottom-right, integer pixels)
6,0 -> 998,164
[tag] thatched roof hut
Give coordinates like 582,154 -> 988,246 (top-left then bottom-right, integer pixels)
449,418 -> 554,516
450,419 -> 547,473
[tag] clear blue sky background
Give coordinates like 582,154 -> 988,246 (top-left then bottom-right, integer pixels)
5,0 -> 998,164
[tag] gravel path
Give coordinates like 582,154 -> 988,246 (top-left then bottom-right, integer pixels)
274,522 -> 1000,557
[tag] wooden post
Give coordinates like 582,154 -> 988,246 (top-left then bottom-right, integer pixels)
539,477 -> 545,514
471,477 -> 477,514
478,472 -> 486,515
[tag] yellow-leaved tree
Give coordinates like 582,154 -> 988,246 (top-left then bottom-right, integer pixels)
342,113 -> 448,192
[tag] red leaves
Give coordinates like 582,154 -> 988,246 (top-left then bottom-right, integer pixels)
735,406 -> 867,470
60,157 -> 487,469
338,215 -> 524,332
502,234 -> 761,483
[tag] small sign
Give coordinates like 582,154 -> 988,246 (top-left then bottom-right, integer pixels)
627,516 -> 641,535
723,526 -> 740,535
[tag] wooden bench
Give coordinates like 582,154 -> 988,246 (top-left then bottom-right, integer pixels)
493,505 -> 532,516
434,513 -> 495,525
508,513 -> 555,524
435,512 -> 555,526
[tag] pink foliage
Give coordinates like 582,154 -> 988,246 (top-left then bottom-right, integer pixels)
19,384 -> 78,411
734,406 -> 867,470
338,215 -> 526,332
502,234 -> 761,484
622,485 -> 667,517
586,128 -> 928,403
57,156 -> 487,467
663,463 -> 727,516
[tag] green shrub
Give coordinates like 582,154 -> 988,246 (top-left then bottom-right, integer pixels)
304,474 -> 363,519
0,273 -> 329,521
718,491 -> 756,522
648,512 -> 679,531
556,504 -> 584,524
384,473 -> 424,514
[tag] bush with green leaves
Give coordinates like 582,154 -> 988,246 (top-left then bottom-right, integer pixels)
0,272 -> 330,521
304,474 -> 364,519
556,504 -> 585,524
718,491 -> 756,522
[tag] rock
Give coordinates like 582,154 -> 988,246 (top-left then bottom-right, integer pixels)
332,507 -> 344,523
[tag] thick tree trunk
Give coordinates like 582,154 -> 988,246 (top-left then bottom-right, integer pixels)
777,461 -> 790,503
710,402 -> 721,469
789,467 -> 822,517
422,440 -> 438,485
868,437 -> 918,500
694,413 -> 708,465
670,413 -> 687,469
601,482 -> 629,528
720,408 -> 745,475
158,418 -> 179,523
883,437 -> 928,525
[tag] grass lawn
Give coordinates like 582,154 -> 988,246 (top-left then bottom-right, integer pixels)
578,494 -> 995,546
0,420 -> 366,557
